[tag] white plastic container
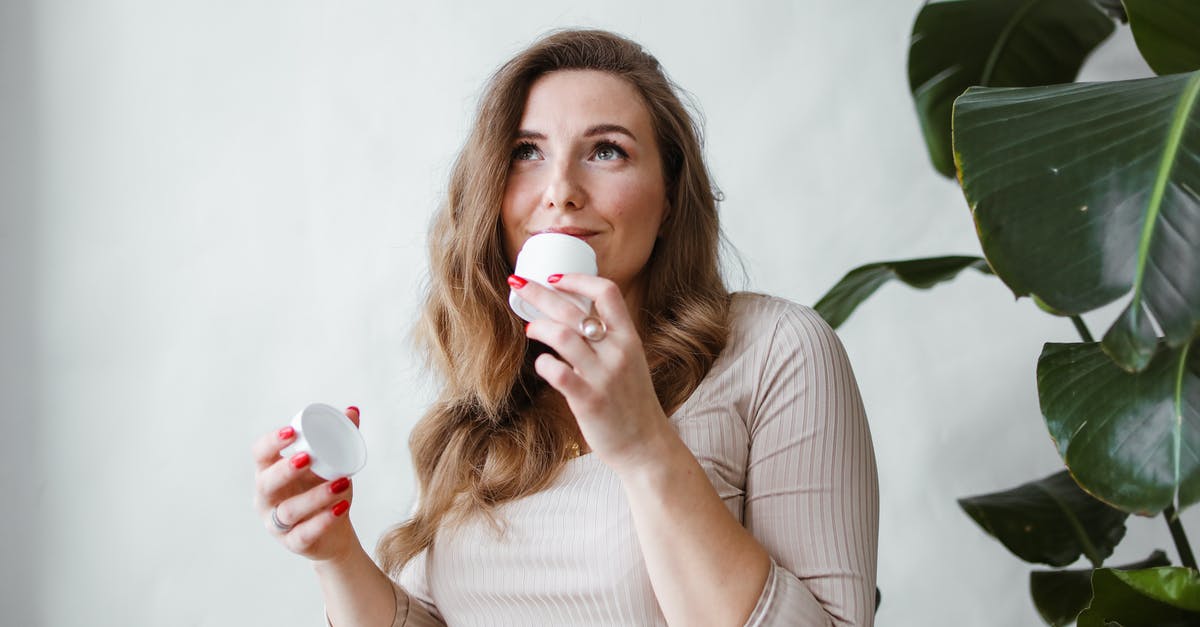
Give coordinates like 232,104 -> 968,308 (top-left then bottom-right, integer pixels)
279,403 -> 367,480
509,232 -> 598,321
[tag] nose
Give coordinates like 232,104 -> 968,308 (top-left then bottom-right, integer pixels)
542,161 -> 586,211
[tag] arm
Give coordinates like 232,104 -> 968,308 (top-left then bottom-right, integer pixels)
251,407 -> 443,627
318,546 -> 447,627
514,278 -> 875,624
316,543 -> 403,627
514,275 -> 769,624
740,305 -> 879,626
252,407 -> 405,627
317,504 -> 447,627
619,303 -> 878,626
615,425 -> 773,626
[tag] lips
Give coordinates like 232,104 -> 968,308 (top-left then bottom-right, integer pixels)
533,227 -> 599,239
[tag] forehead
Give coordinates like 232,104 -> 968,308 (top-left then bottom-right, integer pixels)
519,70 -> 653,132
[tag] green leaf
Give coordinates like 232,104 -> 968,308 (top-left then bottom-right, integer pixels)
812,256 -> 992,329
1032,293 -> 1081,318
1078,566 -> 1200,627
958,470 -> 1128,567
908,0 -> 1115,177
1038,340 -> 1200,514
1031,551 -> 1170,627
1091,0 -> 1128,23
954,72 -> 1200,373
1125,0 -> 1200,75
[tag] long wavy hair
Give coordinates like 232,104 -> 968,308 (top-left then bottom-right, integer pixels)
378,28 -> 731,575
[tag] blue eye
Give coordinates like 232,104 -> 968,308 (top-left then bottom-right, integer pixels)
512,142 -> 540,160
594,142 -> 626,161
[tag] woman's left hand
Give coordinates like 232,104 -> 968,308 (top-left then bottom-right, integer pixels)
510,272 -> 670,472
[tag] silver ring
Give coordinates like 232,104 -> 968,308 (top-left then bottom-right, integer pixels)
579,315 -> 607,342
271,507 -> 293,533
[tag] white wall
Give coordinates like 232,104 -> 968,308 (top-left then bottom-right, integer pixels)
1,1 -> 1189,625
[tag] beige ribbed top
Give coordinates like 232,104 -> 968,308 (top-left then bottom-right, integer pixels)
384,293 -> 879,626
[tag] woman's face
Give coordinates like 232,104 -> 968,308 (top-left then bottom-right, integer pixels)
501,69 -> 668,301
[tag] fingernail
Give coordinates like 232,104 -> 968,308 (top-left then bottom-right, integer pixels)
507,275 -> 527,289
547,274 -> 562,283
290,452 -> 311,469
278,426 -> 295,440
347,406 -> 359,417
331,500 -> 350,517
329,477 -> 351,494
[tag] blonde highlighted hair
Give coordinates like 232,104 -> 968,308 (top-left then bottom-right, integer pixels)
378,28 -> 731,575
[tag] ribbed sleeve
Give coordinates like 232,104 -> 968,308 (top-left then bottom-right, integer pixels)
740,303 -> 879,626
390,577 -> 447,627
322,578 -> 445,627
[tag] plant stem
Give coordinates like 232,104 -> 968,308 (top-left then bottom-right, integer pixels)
1070,315 -> 1095,343
1164,504 -> 1197,570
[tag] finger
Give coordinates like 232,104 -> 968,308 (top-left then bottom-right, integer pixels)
534,352 -> 590,399
526,317 -> 601,369
255,451 -> 325,511
541,273 -> 629,331
281,498 -> 353,554
269,476 -> 353,535
509,274 -> 591,325
346,406 -> 360,428
252,425 -> 300,471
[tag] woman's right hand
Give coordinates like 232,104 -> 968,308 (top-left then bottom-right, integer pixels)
252,406 -> 362,563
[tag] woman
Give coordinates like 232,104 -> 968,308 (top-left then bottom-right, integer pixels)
252,29 -> 878,627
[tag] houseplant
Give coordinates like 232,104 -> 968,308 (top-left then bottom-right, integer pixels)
814,1 -> 1200,623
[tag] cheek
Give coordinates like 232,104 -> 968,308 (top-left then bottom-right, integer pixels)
612,182 -> 666,234
502,177 -> 539,220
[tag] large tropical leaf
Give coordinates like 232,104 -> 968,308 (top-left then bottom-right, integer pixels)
1091,0 -> 1127,23
1038,339 -> 1200,514
954,72 -> 1200,373
958,470 -> 1128,567
908,0 -> 1115,177
1125,0 -> 1200,76
812,256 -> 992,329
1077,566 -> 1200,627
1030,551 -> 1170,627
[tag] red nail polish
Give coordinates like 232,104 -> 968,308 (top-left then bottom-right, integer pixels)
332,500 -> 350,517
290,452 -> 311,469
507,275 -> 527,288
547,274 -> 562,283
278,426 -> 295,440
330,477 -> 351,494
346,406 -> 359,417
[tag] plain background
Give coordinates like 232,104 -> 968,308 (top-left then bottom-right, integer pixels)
2,1 -> 1193,625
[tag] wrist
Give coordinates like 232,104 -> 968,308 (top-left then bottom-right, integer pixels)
312,540 -> 370,577
611,417 -> 685,482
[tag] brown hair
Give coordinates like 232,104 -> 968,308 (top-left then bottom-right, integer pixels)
378,28 -> 731,575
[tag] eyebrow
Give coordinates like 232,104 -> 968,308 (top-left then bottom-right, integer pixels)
515,124 -> 638,142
